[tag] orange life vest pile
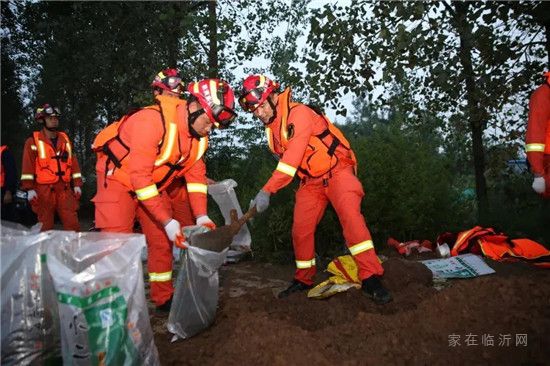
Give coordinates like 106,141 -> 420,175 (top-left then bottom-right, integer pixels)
437,226 -> 550,268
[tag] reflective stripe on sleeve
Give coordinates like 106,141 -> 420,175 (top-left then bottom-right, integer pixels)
526,143 -> 545,152
135,184 -> 159,201
295,258 -> 316,269
349,240 -> 374,256
21,174 -> 35,180
30,145 -> 37,151
72,173 -> 82,179
149,271 -> 172,282
276,161 -> 297,177
187,183 -> 207,194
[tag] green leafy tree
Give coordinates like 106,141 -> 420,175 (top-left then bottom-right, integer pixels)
305,1 -> 547,223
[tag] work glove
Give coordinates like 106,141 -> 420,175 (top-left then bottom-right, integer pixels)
250,189 -> 270,213
196,215 -> 216,230
164,219 -> 186,248
73,186 -> 82,200
532,176 -> 546,194
27,189 -> 38,202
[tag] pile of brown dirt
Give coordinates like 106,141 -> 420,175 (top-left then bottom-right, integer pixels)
151,256 -> 550,365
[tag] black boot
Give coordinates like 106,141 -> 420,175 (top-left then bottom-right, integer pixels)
155,296 -> 173,313
362,276 -> 392,304
278,280 -> 313,299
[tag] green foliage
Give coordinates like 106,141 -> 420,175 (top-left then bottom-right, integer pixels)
1,2 -> 28,166
304,0 -> 547,221
486,167 -> 550,244
342,100 -> 465,244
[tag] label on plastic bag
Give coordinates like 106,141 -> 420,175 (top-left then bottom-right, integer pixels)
57,286 -> 139,365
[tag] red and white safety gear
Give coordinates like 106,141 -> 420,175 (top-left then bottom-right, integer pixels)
445,226 -> 550,268
35,104 -> 61,121
21,128 -> 82,231
238,75 -> 279,112
151,68 -> 185,95
92,94 -> 209,209
93,89 -> 216,306
241,81 -> 383,285
525,74 -> 550,198
23,131 -> 78,185
187,79 -> 237,129
262,87 -> 357,191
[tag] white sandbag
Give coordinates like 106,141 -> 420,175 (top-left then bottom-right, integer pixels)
1,222 -> 60,365
45,231 -> 159,366
207,179 -> 251,252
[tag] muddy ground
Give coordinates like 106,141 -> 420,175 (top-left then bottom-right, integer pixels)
150,249 -> 550,365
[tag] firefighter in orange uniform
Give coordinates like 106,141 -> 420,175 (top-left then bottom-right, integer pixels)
239,75 -> 392,304
20,105 -> 82,231
525,71 -> 550,199
92,69 -> 236,311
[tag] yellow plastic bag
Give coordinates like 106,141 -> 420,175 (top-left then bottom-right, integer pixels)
307,255 -> 361,299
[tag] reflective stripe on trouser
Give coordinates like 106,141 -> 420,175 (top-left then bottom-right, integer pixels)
138,179 -> 195,306
31,181 -> 80,231
292,166 -> 383,284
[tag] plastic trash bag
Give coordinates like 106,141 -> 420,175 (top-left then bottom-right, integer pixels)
45,231 -> 159,366
167,225 -> 228,342
207,179 -> 251,253
1,221 -> 60,365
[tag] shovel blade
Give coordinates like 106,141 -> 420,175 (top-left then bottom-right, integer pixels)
189,207 -> 257,252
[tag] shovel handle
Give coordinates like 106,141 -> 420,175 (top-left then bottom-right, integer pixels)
240,205 -> 257,224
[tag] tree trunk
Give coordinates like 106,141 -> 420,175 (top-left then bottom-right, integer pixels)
207,0 -> 218,78
452,1 -> 489,223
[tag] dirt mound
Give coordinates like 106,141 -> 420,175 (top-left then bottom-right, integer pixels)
152,257 -> 550,365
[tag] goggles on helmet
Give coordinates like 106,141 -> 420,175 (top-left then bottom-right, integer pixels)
43,106 -> 61,116
238,88 -> 266,112
211,104 -> 237,128
165,76 -> 184,93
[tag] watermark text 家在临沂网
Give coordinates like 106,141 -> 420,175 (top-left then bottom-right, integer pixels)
448,333 -> 527,347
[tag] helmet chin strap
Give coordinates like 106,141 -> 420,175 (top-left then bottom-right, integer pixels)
187,106 -> 205,140
264,97 -> 278,125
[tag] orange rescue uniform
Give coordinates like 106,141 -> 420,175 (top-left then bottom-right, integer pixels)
263,88 -> 384,285
20,130 -> 82,231
92,95 -> 208,306
525,82 -> 550,198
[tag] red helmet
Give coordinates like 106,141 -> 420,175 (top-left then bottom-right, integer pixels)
238,74 -> 279,112
187,79 -> 237,129
151,68 -> 185,95
35,104 -> 61,121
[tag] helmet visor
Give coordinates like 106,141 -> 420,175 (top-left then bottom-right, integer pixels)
166,76 -> 184,94
44,106 -> 61,116
211,104 -> 237,129
238,88 -> 265,112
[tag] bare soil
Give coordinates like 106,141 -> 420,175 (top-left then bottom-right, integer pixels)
150,250 -> 550,365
